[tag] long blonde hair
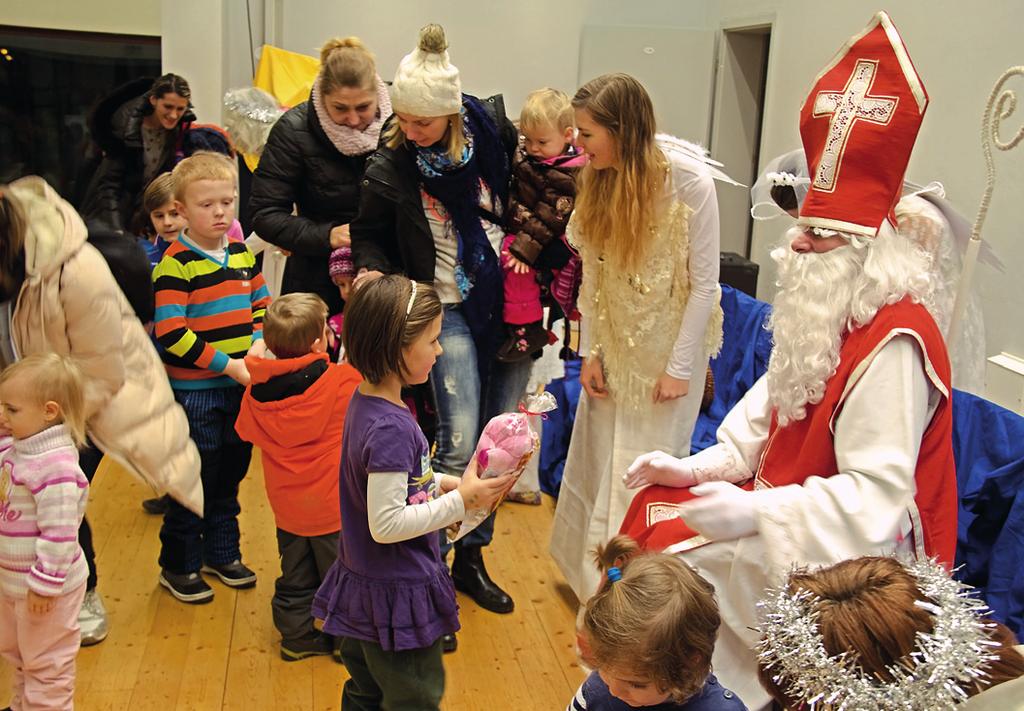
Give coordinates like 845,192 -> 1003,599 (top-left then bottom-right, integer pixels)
572,74 -> 668,271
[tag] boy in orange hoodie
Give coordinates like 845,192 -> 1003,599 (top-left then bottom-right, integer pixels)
235,293 -> 361,661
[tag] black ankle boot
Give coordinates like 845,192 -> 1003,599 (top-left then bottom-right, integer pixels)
451,546 -> 514,613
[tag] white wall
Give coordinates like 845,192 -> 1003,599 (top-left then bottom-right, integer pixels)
708,0 -> 1024,385
2,0 -> 160,35
273,0 -> 709,118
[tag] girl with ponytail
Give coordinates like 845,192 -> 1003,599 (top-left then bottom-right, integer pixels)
570,535 -> 747,710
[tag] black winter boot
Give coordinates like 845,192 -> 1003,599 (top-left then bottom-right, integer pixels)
451,546 -> 514,613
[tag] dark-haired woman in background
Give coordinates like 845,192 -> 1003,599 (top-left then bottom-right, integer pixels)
80,73 -> 231,232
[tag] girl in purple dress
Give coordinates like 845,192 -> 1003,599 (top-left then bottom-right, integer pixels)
313,275 -> 512,710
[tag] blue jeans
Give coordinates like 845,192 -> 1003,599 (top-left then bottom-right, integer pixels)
431,305 -> 532,550
159,387 -> 253,574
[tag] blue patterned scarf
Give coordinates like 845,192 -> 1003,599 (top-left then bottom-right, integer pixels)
414,96 -> 510,359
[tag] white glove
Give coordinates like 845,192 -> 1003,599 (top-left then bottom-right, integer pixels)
624,450 -> 696,489
624,444 -> 745,490
676,481 -> 759,541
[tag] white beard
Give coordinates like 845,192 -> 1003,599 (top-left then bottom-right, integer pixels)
766,234 -> 863,425
765,224 -> 935,426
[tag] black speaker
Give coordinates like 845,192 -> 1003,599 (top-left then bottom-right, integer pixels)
720,252 -> 759,297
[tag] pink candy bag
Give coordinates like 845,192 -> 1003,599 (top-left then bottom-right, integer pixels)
447,392 -> 557,541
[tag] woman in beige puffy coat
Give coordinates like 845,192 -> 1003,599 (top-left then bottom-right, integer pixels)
0,177 -> 202,639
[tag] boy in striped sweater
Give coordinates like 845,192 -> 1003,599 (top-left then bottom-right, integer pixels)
0,354 -> 90,710
153,153 -> 271,604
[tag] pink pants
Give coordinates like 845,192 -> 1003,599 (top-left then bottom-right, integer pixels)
501,234 -> 543,325
0,582 -> 86,710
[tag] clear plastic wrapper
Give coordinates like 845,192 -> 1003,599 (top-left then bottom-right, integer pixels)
447,392 -> 557,541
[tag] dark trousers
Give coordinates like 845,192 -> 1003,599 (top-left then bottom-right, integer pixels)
159,387 -> 252,574
273,529 -> 338,644
339,636 -> 444,711
77,442 -> 105,591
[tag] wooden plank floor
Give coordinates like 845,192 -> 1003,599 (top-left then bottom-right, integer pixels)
1,456 -> 584,710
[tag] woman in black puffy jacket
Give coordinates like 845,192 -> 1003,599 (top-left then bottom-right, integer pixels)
249,37 -> 391,315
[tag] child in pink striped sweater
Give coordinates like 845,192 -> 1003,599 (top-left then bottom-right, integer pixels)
0,353 -> 89,711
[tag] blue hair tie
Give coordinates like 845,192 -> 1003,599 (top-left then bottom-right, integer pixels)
606,566 -> 622,583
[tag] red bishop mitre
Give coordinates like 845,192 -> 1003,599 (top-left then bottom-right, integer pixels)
798,11 -> 928,238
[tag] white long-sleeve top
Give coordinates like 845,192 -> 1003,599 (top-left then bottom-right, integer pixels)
664,149 -> 721,380
366,472 -> 466,545
692,335 -> 938,567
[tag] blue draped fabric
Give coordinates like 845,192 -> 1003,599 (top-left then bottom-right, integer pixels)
951,389 -> 1024,636
539,358 -> 582,497
691,285 -> 773,453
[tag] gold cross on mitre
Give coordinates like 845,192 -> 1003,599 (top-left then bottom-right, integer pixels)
811,59 -> 898,192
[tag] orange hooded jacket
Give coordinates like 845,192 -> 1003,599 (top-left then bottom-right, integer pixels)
235,352 -> 361,536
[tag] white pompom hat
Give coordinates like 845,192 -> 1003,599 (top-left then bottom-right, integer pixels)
390,24 -> 462,117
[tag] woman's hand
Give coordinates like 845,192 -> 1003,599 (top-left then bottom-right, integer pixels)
457,458 -> 514,511
652,373 -> 689,403
580,356 -> 608,399
503,251 -> 532,275
330,224 -> 351,249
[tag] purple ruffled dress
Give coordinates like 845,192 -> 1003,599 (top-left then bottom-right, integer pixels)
313,389 -> 460,651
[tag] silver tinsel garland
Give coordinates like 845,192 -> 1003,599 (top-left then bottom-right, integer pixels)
222,87 -> 285,157
755,559 -> 1001,710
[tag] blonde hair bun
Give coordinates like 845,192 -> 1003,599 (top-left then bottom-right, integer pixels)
319,36 -> 369,65
417,24 -> 448,54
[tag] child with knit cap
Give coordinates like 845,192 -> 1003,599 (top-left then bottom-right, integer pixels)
235,293 -> 361,662
327,246 -> 354,362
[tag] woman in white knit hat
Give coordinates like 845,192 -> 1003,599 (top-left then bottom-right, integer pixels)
350,24 -> 529,649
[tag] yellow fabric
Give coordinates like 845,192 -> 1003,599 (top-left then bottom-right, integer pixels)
243,45 -> 320,170
253,44 -> 320,109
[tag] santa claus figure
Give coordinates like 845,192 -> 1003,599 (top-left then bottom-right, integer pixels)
620,12 -> 958,709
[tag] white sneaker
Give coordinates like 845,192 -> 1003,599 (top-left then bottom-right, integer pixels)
79,588 -> 108,646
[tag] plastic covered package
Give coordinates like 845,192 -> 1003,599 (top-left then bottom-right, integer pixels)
447,392 -> 557,541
